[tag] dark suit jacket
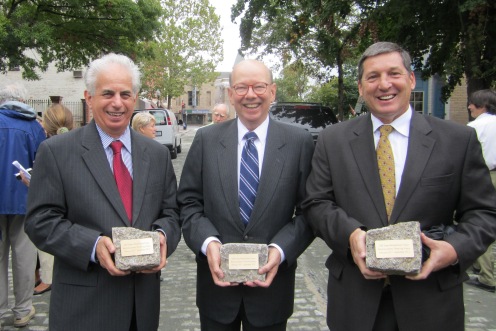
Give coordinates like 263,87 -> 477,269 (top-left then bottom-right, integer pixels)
178,119 -> 314,327
303,112 -> 496,331
25,120 -> 181,331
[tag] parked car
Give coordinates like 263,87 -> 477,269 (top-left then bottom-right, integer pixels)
132,109 -> 182,159
269,102 -> 338,144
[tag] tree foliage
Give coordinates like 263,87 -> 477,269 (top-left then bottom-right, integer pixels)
0,0 -> 163,79
367,0 -> 496,100
232,0 -> 364,120
274,60 -> 311,102
140,0 -> 223,108
233,0 -> 496,118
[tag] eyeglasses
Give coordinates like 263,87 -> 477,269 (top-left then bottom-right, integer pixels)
213,112 -> 226,117
232,83 -> 270,96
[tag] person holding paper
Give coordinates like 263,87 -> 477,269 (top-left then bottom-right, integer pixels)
0,83 -> 46,327
178,59 -> 314,330
24,53 -> 181,331
303,42 -> 496,331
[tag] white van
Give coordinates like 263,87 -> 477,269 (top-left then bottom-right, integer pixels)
132,109 -> 182,159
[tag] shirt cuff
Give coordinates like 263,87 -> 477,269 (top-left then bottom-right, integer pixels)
201,237 -> 221,255
269,243 -> 285,264
91,236 -> 103,264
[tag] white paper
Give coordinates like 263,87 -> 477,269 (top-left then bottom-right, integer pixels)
12,160 -> 31,180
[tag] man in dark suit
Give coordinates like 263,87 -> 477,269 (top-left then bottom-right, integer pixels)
178,59 -> 314,330
303,42 -> 496,331
24,53 -> 181,331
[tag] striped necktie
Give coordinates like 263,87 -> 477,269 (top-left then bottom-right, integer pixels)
239,132 -> 259,225
110,141 -> 133,223
376,125 -> 395,221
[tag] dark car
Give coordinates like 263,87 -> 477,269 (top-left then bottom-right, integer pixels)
269,102 -> 338,144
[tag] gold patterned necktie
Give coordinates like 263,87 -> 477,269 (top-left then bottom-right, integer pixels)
377,125 -> 395,221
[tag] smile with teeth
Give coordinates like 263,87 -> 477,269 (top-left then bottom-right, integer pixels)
378,95 -> 395,101
107,111 -> 124,117
244,104 -> 260,109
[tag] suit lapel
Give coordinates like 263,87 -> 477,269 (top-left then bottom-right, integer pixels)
392,113 -> 435,222
130,131 -> 150,227
218,121 -> 245,230
349,115 -> 389,226
81,121 -> 131,226
247,120 -> 285,230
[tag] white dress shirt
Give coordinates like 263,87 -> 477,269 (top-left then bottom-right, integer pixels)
371,107 -> 412,195
467,112 -> 496,170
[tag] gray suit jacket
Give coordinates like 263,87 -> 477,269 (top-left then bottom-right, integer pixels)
303,112 -> 496,331
178,119 -> 314,327
25,120 -> 181,331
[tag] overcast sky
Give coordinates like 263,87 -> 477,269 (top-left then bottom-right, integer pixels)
209,0 -> 241,72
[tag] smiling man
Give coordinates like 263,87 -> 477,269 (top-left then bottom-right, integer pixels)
24,53 -> 181,331
178,59 -> 315,330
303,42 -> 496,331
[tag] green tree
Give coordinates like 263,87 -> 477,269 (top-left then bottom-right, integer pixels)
140,0 -> 223,109
0,0 -> 162,79
233,0 -> 496,120
274,60 -> 311,102
233,0 -> 363,120
364,0 -> 496,102
307,71 -> 359,120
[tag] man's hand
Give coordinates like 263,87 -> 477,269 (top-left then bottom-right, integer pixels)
349,228 -> 386,280
140,231 -> 168,274
206,241 -> 235,287
406,233 -> 458,280
245,247 -> 281,288
96,236 -> 130,276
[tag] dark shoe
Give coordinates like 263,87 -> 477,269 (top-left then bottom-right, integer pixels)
465,277 -> 495,293
33,283 -> 51,295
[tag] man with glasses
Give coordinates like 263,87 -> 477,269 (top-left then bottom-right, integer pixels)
178,59 -> 315,330
212,103 -> 230,124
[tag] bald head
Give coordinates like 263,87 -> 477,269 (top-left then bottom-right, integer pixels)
228,60 -> 276,131
212,103 -> 229,123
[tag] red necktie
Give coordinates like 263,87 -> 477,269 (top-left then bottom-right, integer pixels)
110,141 -> 133,222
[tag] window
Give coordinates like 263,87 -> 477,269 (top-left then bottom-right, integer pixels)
188,91 -> 200,106
410,91 -> 424,114
206,91 -> 212,106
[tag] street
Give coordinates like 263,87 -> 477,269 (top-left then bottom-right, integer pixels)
3,125 -> 496,330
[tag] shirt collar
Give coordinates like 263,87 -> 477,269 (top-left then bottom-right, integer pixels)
371,106 -> 412,138
237,116 -> 269,144
96,124 -> 132,152
475,112 -> 494,120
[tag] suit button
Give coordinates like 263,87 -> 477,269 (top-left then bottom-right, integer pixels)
243,235 -> 248,241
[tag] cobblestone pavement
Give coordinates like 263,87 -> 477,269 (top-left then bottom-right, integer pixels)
3,125 -> 495,330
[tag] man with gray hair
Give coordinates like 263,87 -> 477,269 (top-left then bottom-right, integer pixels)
212,103 -> 229,123
25,53 -> 181,330
0,84 -> 45,328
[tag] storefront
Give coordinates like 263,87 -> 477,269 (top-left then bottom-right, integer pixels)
182,109 -> 210,125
